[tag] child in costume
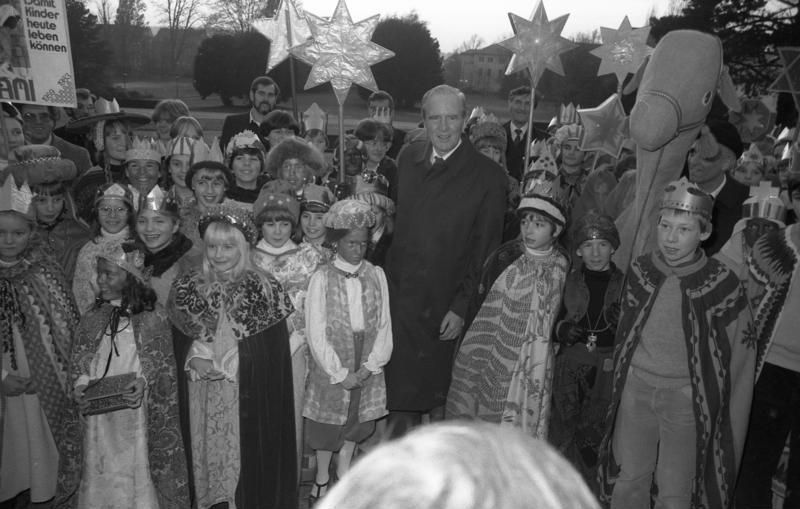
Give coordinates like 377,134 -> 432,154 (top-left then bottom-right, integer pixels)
598,178 -> 755,509
123,137 -> 162,207
553,122 -> 588,213
251,183 -> 325,480
168,204 -> 297,509
266,137 -> 326,197
736,173 -> 800,509
70,242 -> 189,508
166,136 -> 210,217
304,199 -> 393,504
446,179 -> 569,439
354,118 -> 398,198
349,172 -> 395,267
0,176 -> 81,508
179,161 -> 234,264
298,183 -> 336,261
73,183 -> 136,314
549,211 -> 623,489
225,130 -> 270,208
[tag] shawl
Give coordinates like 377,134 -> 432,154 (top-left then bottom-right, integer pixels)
747,224 -> 800,380
168,269 -> 294,342
303,263 -> 388,425
598,251 -> 755,508
145,232 -> 193,277
62,304 -> 190,509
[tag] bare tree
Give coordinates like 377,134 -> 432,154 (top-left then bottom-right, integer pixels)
156,0 -> 206,71
454,34 -> 485,54
94,0 -> 115,24
206,0 -> 277,31
572,29 -> 601,44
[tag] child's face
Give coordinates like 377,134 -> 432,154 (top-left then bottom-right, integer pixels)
206,238 -> 241,273
232,152 -> 261,187
169,155 -> 191,189
126,159 -> 161,194
743,218 -> 778,248
262,220 -> 293,248
344,148 -> 363,176
308,134 -> 327,154
336,228 -> 368,265
104,127 -> 129,163
520,212 -> 557,250
33,193 -> 65,224
363,139 -> 389,164
300,211 -> 325,242
657,210 -> 710,266
732,163 -> 763,187
136,209 -> 179,253
0,212 -> 32,262
577,239 -> 614,271
0,119 -> 23,159
192,170 -> 227,209
478,145 -> 503,164
97,198 -> 130,234
279,158 -> 311,191
370,205 -> 386,229
268,128 -> 295,148
96,258 -> 127,301
560,140 -> 585,169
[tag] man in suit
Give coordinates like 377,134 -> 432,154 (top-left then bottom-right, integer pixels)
219,76 -> 279,153
368,90 -> 406,160
503,86 -> 546,182
17,103 -> 92,179
384,85 -> 507,436
688,117 -> 748,256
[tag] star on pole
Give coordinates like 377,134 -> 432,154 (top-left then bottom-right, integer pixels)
252,0 -> 312,72
590,16 -> 652,87
499,1 -> 576,86
290,0 -> 395,105
769,47 -> 800,113
729,98 -> 774,143
577,93 -> 630,158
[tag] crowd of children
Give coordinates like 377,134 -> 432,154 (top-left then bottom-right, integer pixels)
1,76 -> 800,509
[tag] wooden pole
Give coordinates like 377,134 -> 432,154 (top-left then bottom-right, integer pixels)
284,2 -> 299,123
523,85 -> 536,174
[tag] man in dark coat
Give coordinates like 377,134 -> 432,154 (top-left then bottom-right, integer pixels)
687,117 -> 748,255
219,76 -> 279,152
503,86 -> 546,182
17,103 -> 92,178
384,84 -> 507,435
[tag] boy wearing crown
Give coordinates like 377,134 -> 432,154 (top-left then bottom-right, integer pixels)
124,138 -> 162,208
554,121 -> 588,213
736,173 -> 800,509
446,178 -> 569,440
599,178 -> 754,509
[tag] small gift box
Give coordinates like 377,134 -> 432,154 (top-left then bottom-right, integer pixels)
83,372 -> 138,415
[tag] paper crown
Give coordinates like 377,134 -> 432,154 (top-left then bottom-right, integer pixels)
323,199 -> 376,230
225,130 -> 266,158
738,144 -> 765,168
125,137 -> 161,163
198,203 -> 259,246
559,103 -> 581,126
300,183 -> 335,213
517,177 -> 567,227
554,123 -> 585,144
660,177 -> 714,219
207,137 -> 225,164
139,185 -> 178,215
96,242 -> 148,283
350,171 -> 395,216
169,136 -> 212,165
469,113 -> 507,150
303,103 -> 327,133
776,127 -> 795,144
0,173 -> 33,214
94,182 -> 133,207
742,181 -> 786,226
523,143 -> 558,180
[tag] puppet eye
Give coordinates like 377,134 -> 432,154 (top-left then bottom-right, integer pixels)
702,91 -> 713,106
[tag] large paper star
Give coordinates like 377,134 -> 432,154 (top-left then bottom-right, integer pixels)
252,0 -> 311,72
729,98 -> 774,143
769,47 -> 800,112
499,1 -> 576,86
578,93 -> 629,158
590,16 -> 652,87
290,0 -> 394,105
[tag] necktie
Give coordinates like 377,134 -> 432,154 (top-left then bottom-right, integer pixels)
432,156 -> 446,170
515,128 -> 523,143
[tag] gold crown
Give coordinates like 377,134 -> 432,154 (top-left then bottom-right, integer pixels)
660,177 -> 714,219
198,203 -> 259,245
742,181 -> 786,225
0,174 -> 33,214
140,185 -> 178,214
95,182 -> 133,206
125,137 -> 161,163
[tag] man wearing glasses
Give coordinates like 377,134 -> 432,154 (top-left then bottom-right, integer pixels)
16,103 -> 92,178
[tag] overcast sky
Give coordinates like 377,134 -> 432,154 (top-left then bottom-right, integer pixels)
296,0 -> 675,53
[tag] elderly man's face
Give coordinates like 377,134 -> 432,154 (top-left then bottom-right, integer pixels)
21,105 -> 54,144
424,93 -> 464,156
509,94 -> 531,125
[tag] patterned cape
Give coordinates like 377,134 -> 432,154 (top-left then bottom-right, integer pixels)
446,240 -> 568,439
62,304 -> 190,509
598,251 -> 755,508
0,246 -> 82,508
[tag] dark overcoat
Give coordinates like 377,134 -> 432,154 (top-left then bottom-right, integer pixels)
384,138 -> 507,411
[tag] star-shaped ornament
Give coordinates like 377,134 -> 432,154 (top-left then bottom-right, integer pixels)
769,47 -> 800,112
590,16 -> 652,87
290,0 -> 394,105
729,98 -> 774,143
577,93 -> 629,158
252,0 -> 312,72
499,1 -> 576,86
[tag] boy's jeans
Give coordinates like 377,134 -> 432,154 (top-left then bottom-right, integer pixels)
611,369 -> 696,509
